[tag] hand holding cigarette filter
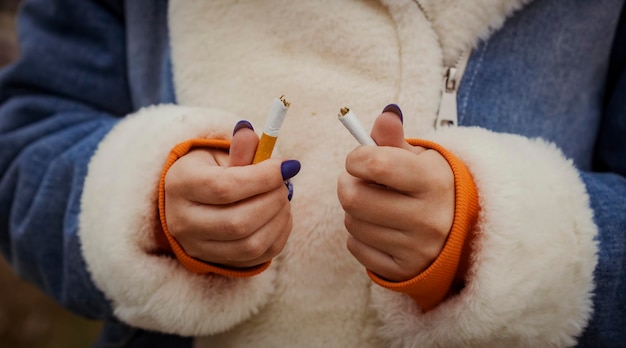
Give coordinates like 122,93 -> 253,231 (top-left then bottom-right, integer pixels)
253,95 -> 291,164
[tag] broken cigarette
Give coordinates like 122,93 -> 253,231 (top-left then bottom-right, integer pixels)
337,107 -> 376,146
253,95 -> 291,164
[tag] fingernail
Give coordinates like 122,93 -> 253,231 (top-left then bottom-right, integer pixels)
382,104 -> 403,124
233,120 -> 254,135
285,180 -> 294,201
281,160 -> 301,180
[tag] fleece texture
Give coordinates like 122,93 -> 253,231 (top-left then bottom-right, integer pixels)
80,105 -> 278,335
370,127 -> 597,347
78,0 -> 598,346
418,0 -> 533,65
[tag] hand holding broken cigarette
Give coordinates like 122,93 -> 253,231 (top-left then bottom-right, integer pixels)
163,97 -> 300,269
337,105 -> 455,282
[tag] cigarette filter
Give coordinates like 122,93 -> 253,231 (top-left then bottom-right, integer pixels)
253,96 -> 290,164
337,107 -> 376,146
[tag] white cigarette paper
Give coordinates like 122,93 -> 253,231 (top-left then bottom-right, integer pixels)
337,107 -> 377,146
263,96 -> 290,136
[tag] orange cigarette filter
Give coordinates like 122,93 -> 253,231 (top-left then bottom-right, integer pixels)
253,133 -> 278,163
253,96 -> 290,164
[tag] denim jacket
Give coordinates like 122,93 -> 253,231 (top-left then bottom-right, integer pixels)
0,0 -> 624,347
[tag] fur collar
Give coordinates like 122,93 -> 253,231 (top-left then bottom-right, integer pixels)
415,0 -> 533,65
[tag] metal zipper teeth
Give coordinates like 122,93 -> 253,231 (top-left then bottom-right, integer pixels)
435,50 -> 471,129
411,0 -> 470,129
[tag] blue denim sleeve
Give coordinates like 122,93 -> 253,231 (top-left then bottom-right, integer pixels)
577,9 -> 626,344
0,0 -> 131,319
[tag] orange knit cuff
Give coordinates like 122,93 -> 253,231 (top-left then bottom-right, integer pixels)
157,138 -> 271,278
368,138 -> 480,311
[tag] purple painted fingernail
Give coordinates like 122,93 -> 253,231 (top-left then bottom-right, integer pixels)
281,160 -> 301,181
285,180 -> 294,201
233,120 -> 254,135
382,104 -> 403,124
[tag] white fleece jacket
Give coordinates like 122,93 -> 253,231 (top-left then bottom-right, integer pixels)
79,0 -> 597,347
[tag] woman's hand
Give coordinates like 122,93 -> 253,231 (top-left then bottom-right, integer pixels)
164,121 -> 300,268
337,107 -> 455,282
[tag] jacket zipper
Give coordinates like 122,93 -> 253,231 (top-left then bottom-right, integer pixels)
412,0 -> 471,129
434,50 -> 471,129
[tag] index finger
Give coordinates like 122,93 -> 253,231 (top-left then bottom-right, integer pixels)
345,146 -> 449,194
176,157 -> 288,204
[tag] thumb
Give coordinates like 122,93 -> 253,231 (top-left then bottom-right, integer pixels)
370,104 -> 412,150
229,120 -> 259,167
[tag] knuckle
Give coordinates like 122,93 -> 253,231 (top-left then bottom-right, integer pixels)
239,236 -> 268,260
338,181 -> 360,211
345,236 -> 359,255
209,178 -> 236,202
423,233 -> 447,261
365,154 -> 393,179
336,173 -> 349,194
263,215 -> 292,258
222,216 -> 252,239
430,172 -> 454,194
345,149 -> 360,168
424,151 -> 454,190
346,237 -> 356,257
165,157 -> 205,193
164,165 -> 186,193
343,214 -> 351,229
343,214 -> 358,235
273,186 -> 290,206
258,172 -> 277,189
165,206 -> 191,238
265,238 -> 286,259
167,221 -> 186,239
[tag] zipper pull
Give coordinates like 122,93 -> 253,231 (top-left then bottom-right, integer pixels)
435,67 -> 459,129
434,50 -> 471,130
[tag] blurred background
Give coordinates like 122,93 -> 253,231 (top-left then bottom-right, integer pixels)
0,0 -> 102,346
